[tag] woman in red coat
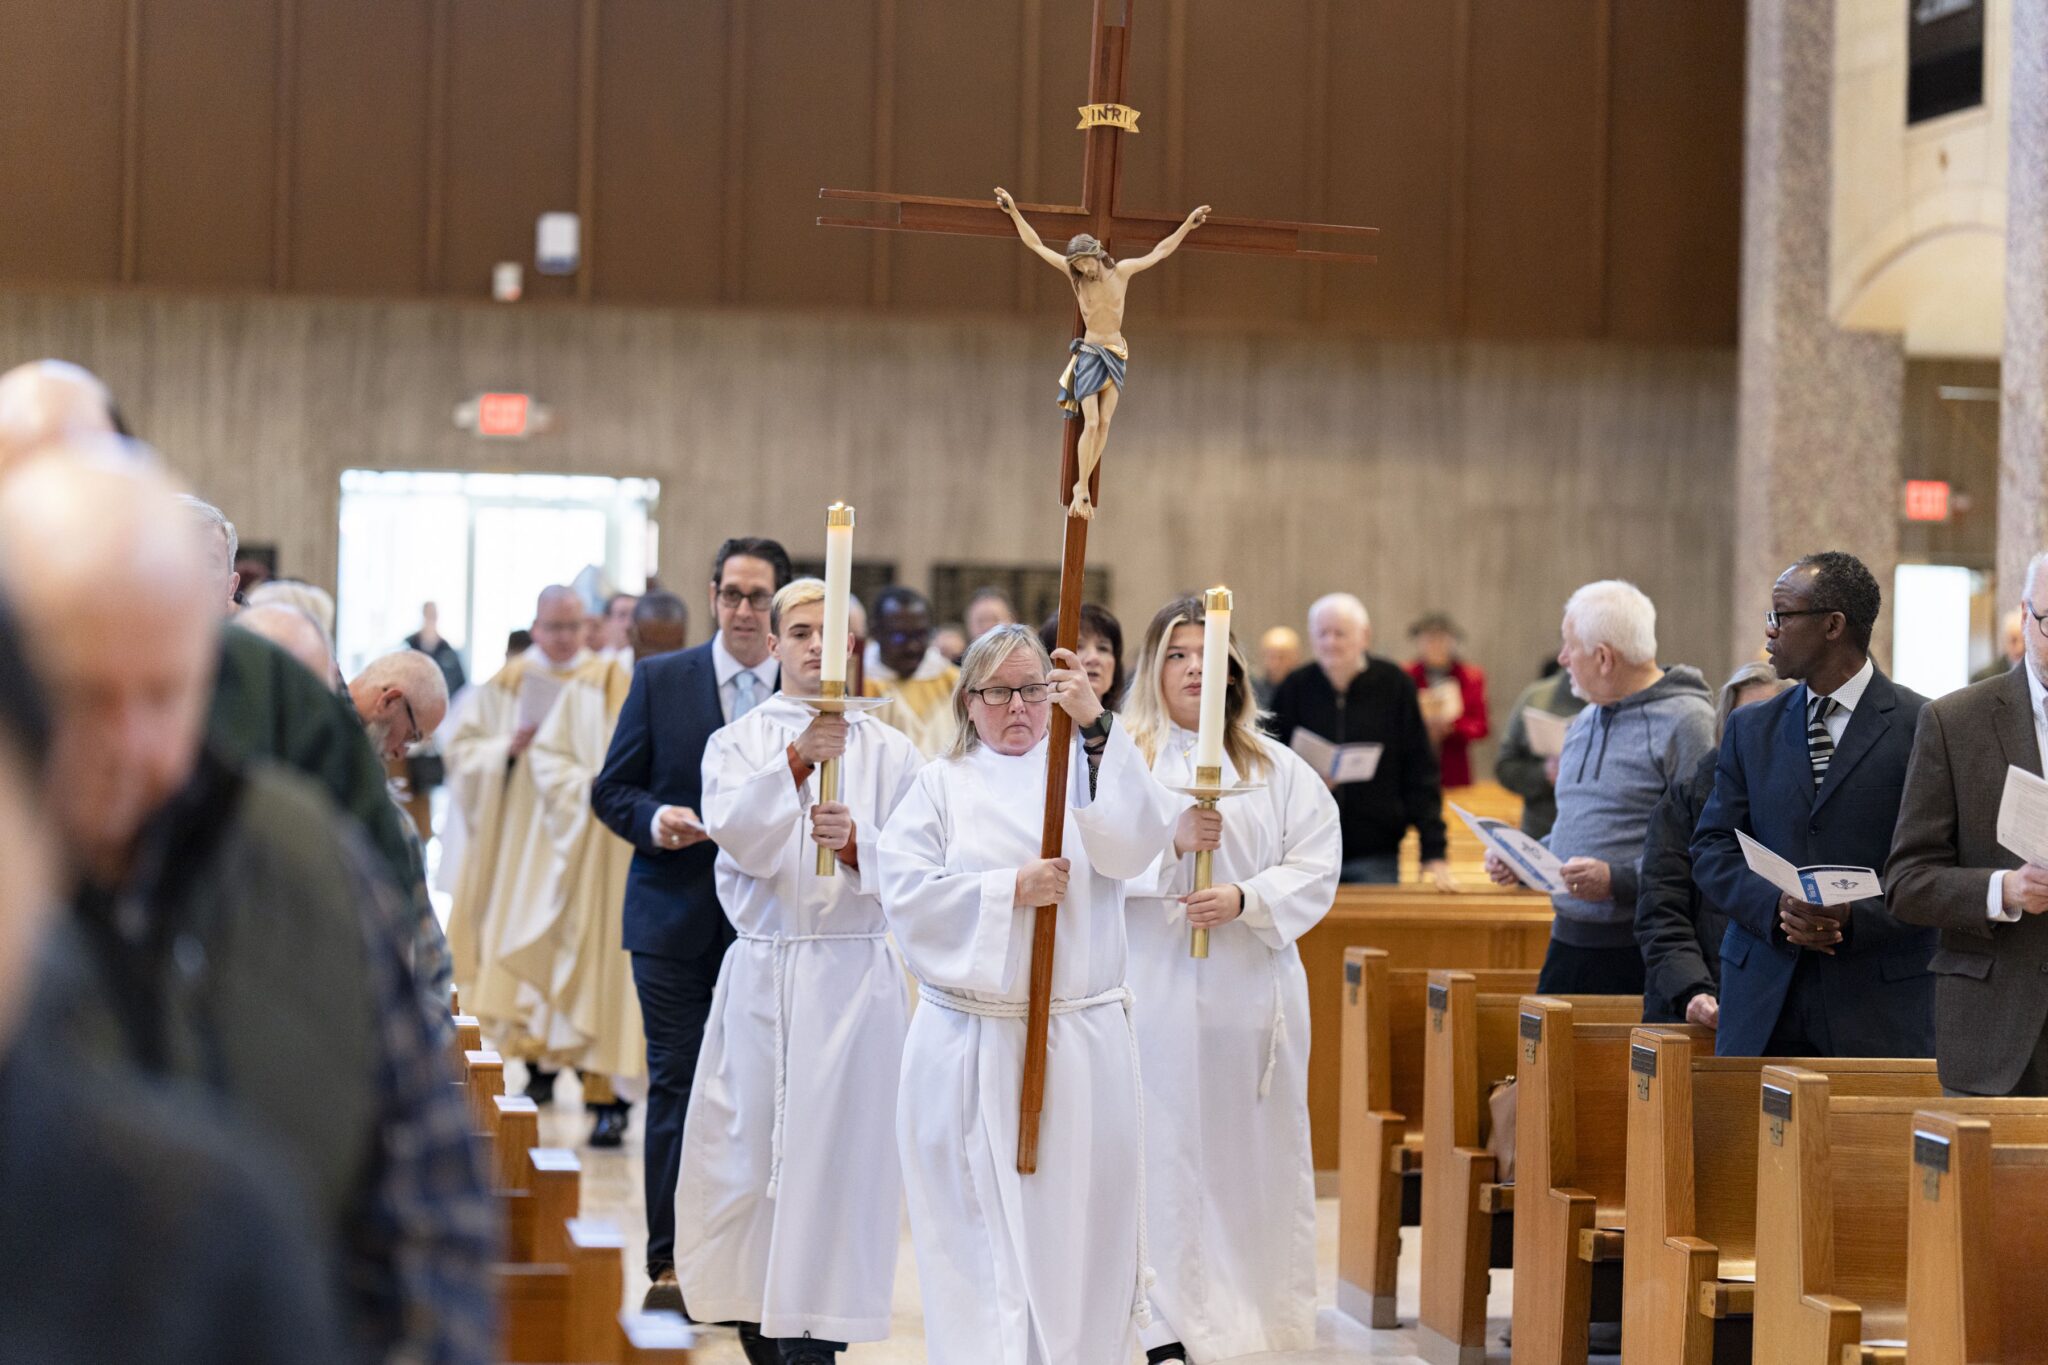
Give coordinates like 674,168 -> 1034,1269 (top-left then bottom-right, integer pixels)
1407,612 -> 1490,788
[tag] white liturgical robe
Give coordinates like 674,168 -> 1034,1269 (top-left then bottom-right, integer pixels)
676,696 -> 925,1341
875,721 -> 1179,1365
1126,726 -> 1340,1360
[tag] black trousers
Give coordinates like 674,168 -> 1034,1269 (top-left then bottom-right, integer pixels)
632,946 -> 727,1275
1536,938 -> 1646,996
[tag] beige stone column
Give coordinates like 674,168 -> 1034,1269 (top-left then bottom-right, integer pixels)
1998,0 -> 2048,605
1733,0 -> 1904,668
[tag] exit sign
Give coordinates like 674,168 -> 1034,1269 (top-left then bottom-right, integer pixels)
1903,479 -> 1952,523
477,392 -> 530,437
453,392 -> 553,439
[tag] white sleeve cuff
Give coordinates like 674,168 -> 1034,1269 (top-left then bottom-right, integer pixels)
650,806 -> 668,845
1990,870 -> 2022,922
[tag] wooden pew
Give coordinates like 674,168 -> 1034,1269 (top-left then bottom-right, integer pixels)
1906,1110 -> 2048,1365
1510,1001 -> 1710,1365
1306,884 -> 1554,1170
1619,1030 -> 1937,1365
1336,948 -> 1539,1328
1416,980 -> 1640,1364
1752,1073 -> 2048,1365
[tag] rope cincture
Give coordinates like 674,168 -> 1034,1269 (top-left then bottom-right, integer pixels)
741,930 -> 889,1201
917,982 -> 1159,1330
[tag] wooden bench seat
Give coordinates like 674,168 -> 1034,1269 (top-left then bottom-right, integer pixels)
1619,1030 -> 1937,1365
1308,887 -> 1554,1173
1336,947 -> 1539,1328
1752,1076 -> 2048,1365
1906,1110 -> 2048,1365
1510,1000 -> 1710,1365
1417,981 -> 1640,1364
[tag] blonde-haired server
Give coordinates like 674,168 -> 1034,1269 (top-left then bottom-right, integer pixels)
1121,595 -> 1341,1363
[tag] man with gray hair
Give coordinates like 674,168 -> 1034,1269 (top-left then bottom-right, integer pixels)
235,603 -> 334,681
1266,590 -> 1454,889
1491,579 -> 1715,994
348,649 -> 450,763
175,493 -> 239,612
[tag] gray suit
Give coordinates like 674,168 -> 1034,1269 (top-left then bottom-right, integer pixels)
1886,665 -> 2048,1094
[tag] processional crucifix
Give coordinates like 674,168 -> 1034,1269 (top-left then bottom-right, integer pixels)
820,0 -> 1377,1174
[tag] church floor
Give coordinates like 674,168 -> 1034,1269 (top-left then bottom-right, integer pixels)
534,1071 -> 1515,1364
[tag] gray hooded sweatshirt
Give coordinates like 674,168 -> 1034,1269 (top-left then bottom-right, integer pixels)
1544,665 -> 1716,947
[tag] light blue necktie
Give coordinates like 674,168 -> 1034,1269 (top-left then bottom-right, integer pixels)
733,669 -> 760,720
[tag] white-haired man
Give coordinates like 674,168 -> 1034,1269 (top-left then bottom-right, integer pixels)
1489,580 -> 1715,993
175,493 -> 240,613
1265,592 -> 1454,889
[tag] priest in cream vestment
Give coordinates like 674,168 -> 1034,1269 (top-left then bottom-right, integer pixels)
676,579 -> 924,1362
446,585 -> 591,1057
519,593 -> 689,1139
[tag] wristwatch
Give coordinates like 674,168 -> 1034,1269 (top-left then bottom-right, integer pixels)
1079,713 -> 1113,744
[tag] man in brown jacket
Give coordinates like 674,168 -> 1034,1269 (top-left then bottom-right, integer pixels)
1887,551 -> 2048,1095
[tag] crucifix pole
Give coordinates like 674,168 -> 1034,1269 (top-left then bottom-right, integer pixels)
818,0 -> 1376,1177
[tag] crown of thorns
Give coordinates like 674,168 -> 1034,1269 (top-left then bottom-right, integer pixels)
1064,235 -> 1112,264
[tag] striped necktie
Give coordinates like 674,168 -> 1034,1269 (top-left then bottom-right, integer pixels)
1807,694 -> 1837,788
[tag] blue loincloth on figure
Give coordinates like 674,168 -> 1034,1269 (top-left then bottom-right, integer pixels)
1056,338 -> 1129,417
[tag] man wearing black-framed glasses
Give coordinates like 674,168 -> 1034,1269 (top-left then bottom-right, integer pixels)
1890,553 -> 2048,1096
1693,551 -> 1934,1060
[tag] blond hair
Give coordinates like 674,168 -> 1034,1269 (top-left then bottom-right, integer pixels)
944,623 -> 1051,761
1121,595 -> 1270,780
770,577 -> 826,634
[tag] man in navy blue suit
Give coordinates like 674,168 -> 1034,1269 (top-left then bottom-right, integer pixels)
1691,551 -> 1935,1058
593,536 -> 791,1312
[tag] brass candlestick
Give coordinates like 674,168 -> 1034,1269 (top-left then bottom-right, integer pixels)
1171,766 -> 1263,959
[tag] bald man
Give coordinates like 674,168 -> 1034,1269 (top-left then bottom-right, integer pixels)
524,591 -> 691,1145
235,603 -> 334,681
0,446 -> 495,1364
0,359 -> 121,473
1257,625 -> 1302,710
348,649 -> 451,762
446,585 -> 595,1074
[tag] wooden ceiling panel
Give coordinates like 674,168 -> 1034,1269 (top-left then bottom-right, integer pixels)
135,0 -> 279,287
442,0 -> 581,301
0,1 -> 125,283
1462,0 -> 1605,338
291,0 -> 433,294
592,0 -> 727,304
1605,0 -> 1744,344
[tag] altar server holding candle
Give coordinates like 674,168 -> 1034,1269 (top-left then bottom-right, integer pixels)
1121,593 -> 1341,1364
674,576 -> 925,1363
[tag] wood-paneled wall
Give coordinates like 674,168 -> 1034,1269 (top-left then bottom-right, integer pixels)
0,286 -> 1739,733
0,0 -> 1744,341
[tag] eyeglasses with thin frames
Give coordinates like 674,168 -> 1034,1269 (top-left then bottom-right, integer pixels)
967,683 -> 1051,707
2025,599 -> 2048,638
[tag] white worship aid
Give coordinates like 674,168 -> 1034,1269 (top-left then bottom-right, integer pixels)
1733,828 -> 1881,906
1521,706 -> 1570,760
1424,677 -> 1465,724
514,668 -> 569,732
1997,764 -> 2048,868
1288,727 -> 1383,785
1450,802 -> 1568,896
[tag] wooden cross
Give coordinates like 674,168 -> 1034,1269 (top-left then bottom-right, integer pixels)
819,0 -> 1376,1175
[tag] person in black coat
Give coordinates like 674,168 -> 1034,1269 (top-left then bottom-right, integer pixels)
1635,662 -> 1788,1024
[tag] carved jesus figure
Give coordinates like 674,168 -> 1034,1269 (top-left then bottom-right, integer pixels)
995,188 -> 1210,520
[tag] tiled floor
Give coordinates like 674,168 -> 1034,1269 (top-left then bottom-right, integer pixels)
533,1071 -> 1512,1364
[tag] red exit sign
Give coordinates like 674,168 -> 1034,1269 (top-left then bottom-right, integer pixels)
477,392 -> 531,438
1903,479 -> 1952,523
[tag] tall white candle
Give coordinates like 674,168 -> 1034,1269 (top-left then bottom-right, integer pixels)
821,503 -> 855,685
1195,586 -> 1232,773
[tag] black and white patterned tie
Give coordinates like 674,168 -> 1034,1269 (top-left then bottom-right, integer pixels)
1807,694 -> 1837,788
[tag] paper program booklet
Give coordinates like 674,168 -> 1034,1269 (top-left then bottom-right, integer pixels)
1289,729 -> 1383,785
1450,802 -> 1567,896
1734,829 -> 1880,906
1998,764 -> 2048,868
1521,707 -> 1570,760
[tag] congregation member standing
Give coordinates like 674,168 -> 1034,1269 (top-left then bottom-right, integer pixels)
1494,661 -> 1585,840
1490,580 -> 1714,994
862,585 -> 962,758
1634,662 -> 1789,1027
876,626 -> 1177,1365
1039,601 -> 1127,710
593,536 -> 789,1312
1266,592 -> 1453,889
1693,552 -> 1933,1058
678,580 -> 924,1365
1406,612 -> 1490,789
1120,597 -> 1340,1363
964,585 -> 1019,642
1889,552 -> 2048,1094
1254,625 -> 1301,712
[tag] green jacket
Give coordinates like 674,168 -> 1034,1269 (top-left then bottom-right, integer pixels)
1495,671 -> 1587,841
